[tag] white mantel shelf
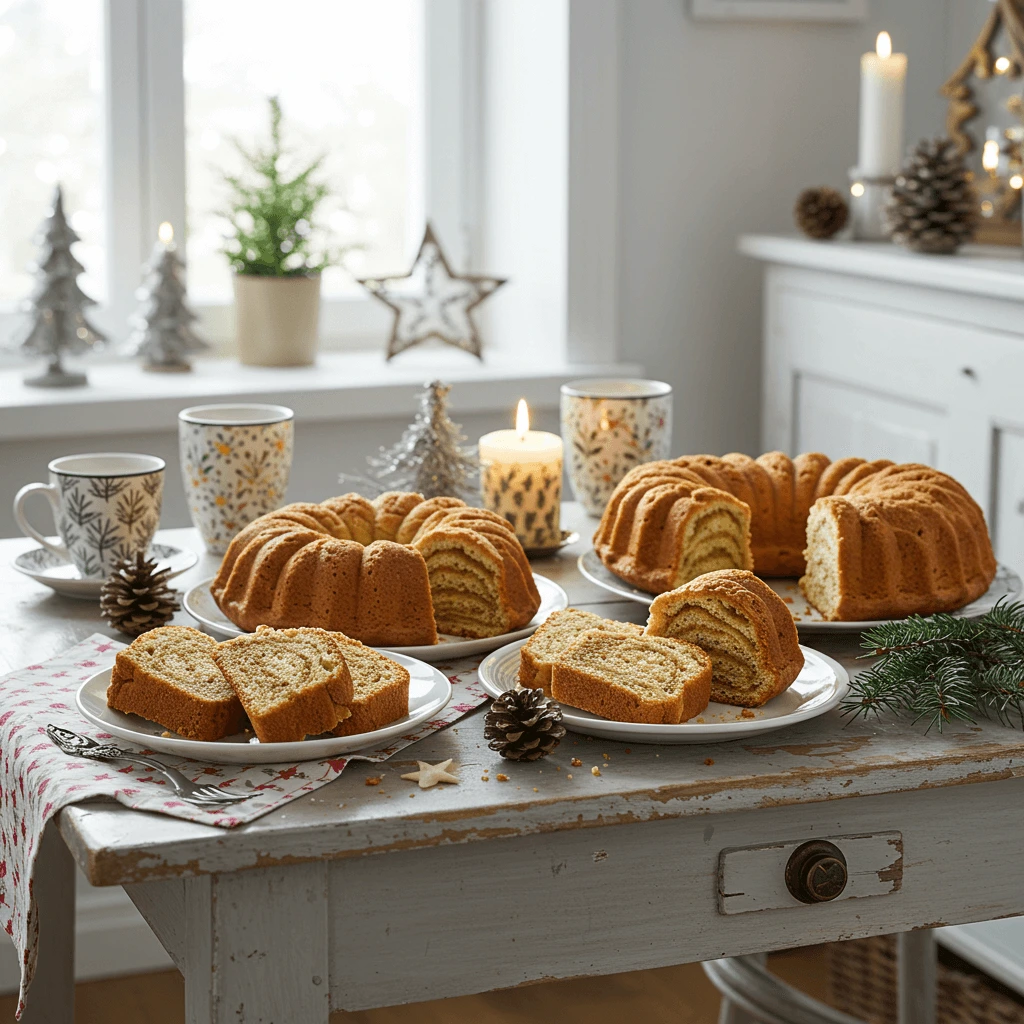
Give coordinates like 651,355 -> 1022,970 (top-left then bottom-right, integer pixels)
740,233 -> 1024,302
0,351 -> 639,442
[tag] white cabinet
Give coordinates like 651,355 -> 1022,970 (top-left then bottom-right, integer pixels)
743,233 -> 1024,578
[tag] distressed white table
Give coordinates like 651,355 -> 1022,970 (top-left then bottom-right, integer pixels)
4,504 -> 1024,1024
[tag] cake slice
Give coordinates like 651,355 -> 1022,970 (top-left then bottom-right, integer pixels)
213,626 -> 353,742
646,569 -> 803,707
329,634 -> 411,737
550,631 -> 712,724
106,625 -> 246,741
519,607 -> 643,695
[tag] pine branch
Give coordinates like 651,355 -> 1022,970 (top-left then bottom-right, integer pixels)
841,600 -> 1024,732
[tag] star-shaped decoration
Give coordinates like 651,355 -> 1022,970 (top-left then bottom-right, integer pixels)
358,223 -> 506,361
400,758 -> 460,789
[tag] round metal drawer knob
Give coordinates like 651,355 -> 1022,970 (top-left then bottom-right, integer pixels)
785,840 -> 848,904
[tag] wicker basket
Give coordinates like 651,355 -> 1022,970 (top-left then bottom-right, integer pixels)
826,935 -> 1024,1024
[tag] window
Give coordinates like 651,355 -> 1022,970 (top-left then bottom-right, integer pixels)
0,0 -> 468,350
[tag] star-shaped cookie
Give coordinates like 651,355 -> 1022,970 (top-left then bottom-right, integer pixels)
401,758 -> 460,789
358,223 -> 506,361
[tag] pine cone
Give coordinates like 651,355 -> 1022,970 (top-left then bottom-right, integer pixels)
100,552 -> 181,637
794,186 -> 849,240
484,687 -> 567,761
886,138 -> 978,254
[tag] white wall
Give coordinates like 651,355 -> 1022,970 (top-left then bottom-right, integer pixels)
616,0 -> 952,457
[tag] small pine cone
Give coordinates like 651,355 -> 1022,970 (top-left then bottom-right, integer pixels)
100,551 -> 181,637
484,687 -> 567,761
886,138 -> 978,254
794,186 -> 848,240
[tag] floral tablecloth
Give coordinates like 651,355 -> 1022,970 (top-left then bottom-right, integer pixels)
0,634 -> 489,1016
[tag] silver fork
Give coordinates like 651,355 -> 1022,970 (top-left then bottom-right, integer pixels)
46,725 -> 251,806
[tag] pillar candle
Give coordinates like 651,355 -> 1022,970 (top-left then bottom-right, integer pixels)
858,32 -> 907,178
479,400 -> 562,550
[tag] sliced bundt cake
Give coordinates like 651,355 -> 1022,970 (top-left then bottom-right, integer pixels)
211,493 -> 541,646
646,569 -> 803,708
595,453 -> 997,621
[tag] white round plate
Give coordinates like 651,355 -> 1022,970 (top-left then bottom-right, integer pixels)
577,548 -> 1023,633
478,638 -> 848,744
184,573 -> 569,661
14,542 -> 199,601
76,652 -> 452,764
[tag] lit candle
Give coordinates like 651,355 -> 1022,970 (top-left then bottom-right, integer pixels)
858,31 -> 907,178
479,399 -> 563,550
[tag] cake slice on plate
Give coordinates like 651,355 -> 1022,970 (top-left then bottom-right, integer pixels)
213,626 -> 353,742
519,607 -> 643,696
551,631 -> 712,724
106,625 -> 246,741
329,634 -> 411,737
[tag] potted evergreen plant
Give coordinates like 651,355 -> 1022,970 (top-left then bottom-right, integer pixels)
223,97 -> 331,366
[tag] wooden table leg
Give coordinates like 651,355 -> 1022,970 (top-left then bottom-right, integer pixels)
21,820 -> 75,1024
183,863 -> 330,1024
897,930 -> 937,1024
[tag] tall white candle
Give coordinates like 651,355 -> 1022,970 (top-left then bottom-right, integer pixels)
479,400 -> 563,550
858,31 -> 907,178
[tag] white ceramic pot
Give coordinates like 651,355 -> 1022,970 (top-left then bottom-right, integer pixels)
233,274 -> 321,367
178,404 -> 294,554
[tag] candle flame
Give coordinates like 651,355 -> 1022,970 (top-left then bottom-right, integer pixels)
983,139 -> 1000,173
875,31 -> 892,59
515,399 -> 529,440
158,221 -> 174,244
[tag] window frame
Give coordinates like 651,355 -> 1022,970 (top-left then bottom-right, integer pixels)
1,0 -> 475,356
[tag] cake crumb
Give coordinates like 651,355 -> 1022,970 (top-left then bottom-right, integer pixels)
783,596 -> 794,604
696,717 -> 706,724
704,758 -> 715,766
602,753 -> 610,760
555,765 -> 561,771
624,748 -> 631,754
566,773 -> 573,779
365,776 -> 382,786
591,766 -> 601,777
571,757 -> 582,767
533,787 -> 539,792
481,775 -> 490,782
496,773 -> 509,782
160,731 -> 173,738
409,793 -> 415,798
741,708 -> 756,720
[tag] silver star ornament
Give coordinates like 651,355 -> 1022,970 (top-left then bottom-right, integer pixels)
358,223 -> 506,361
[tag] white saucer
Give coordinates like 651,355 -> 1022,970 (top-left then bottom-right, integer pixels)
183,573 -> 569,662
76,653 -> 452,764
14,542 -> 200,601
577,548 -> 1023,633
479,638 -> 848,744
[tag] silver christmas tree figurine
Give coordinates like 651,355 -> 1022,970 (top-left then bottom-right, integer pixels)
128,223 -> 209,372
18,185 -> 106,387
366,381 -> 479,500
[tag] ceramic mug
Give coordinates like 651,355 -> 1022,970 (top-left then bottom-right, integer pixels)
560,379 -> 673,516
179,403 -> 294,554
13,453 -> 166,579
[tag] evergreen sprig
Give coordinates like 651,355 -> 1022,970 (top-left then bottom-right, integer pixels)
222,96 -> 332,277
842,600 -> 1024,732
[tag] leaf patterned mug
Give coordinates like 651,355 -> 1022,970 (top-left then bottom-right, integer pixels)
560,379 -> 673,516
13,453 -> 165,579
179,404 -> 294,554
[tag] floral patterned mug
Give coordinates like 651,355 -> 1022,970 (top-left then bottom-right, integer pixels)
178,404 -> 294,554
560,379 -> 673,516
13,453 -> 165,578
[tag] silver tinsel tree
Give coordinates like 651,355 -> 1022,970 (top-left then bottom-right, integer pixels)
18,185 -> 106,387
365,381 -> 479,499
128,229 -> 209,372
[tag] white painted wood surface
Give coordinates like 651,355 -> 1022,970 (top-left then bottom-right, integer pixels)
4,505 -> 1024,1019
718,831 -> 902,915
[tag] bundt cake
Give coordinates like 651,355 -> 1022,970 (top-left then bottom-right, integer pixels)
211,492 -> 541,645
646,570 -> 803,707
595,453 -> 997,622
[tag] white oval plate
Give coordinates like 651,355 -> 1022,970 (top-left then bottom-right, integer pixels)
184,573 -> 569,661
478,638 -> 848,744
13,542 -> 199,601
76,652 -> 452,764
578,548 -> 1023,633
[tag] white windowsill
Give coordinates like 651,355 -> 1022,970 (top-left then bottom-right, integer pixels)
0,350 -> 641,441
